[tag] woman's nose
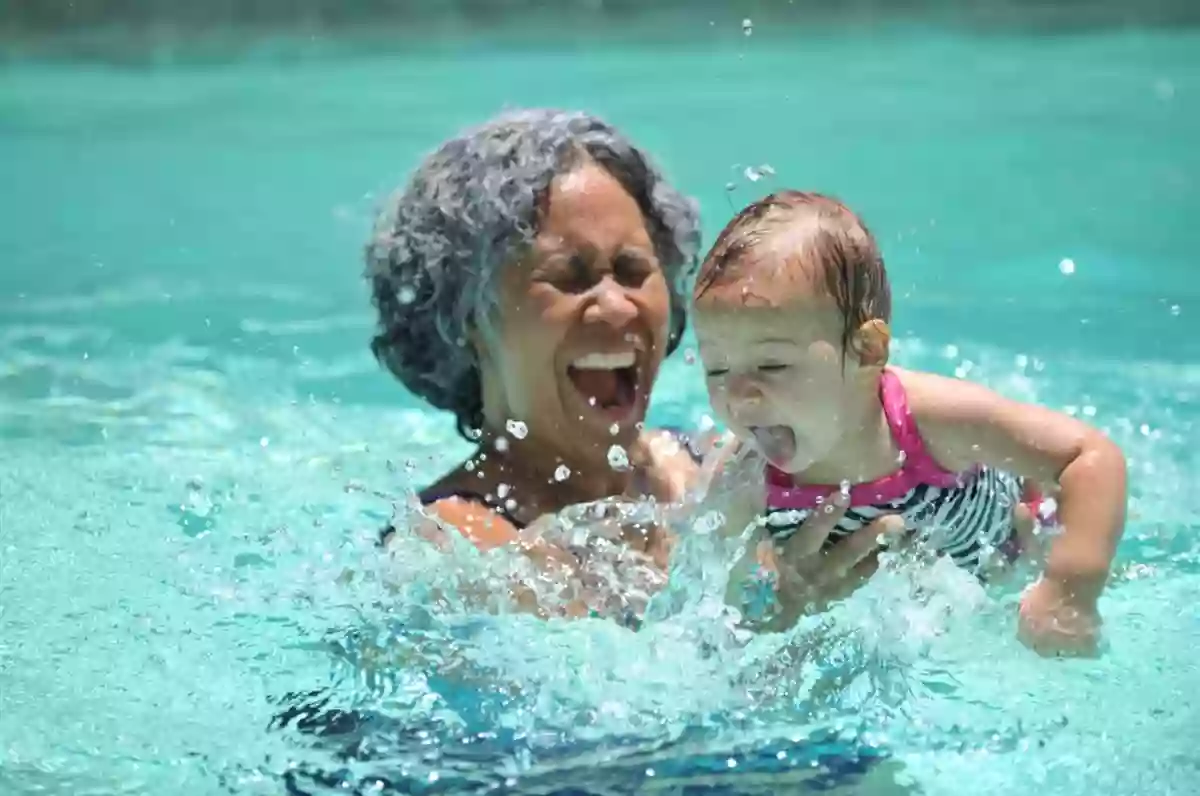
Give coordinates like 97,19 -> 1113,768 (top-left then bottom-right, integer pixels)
583,279 -> 639,327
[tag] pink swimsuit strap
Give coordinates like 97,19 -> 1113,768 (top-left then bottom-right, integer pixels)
765,369 -> 965,510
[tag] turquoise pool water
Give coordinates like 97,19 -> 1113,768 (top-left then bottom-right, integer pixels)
2,23 -> 1199,795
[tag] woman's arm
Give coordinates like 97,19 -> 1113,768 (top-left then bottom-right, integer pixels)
387,498 -> 586,619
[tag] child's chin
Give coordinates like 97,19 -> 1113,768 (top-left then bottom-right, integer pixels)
770,451 -> 813,474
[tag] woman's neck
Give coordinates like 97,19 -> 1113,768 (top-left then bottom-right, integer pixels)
468,427 -> 636,514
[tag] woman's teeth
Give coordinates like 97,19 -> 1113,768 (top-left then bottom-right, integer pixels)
571,351 -> 637,370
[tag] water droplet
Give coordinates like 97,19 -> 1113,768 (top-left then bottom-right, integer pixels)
465,460 -> 475,472
607,445 -> 630,471
609,423 -> 620,436
1058,258 -> 1076,275
505,419 -> 528,439
646,767 -> 656,777
497,483 -> 511,498
693,510 -> 724,535
742,17 -> 753,36
554,464 -> 571,482
259,437 -> 270,448
1139,423 -> 1151,436
684,348 -> 696,365
505,498 -> 518,512
494,436 -> 510,453
727,757 -> 738,768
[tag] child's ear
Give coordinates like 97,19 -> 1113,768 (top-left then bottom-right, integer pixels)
853,318 -> 890,366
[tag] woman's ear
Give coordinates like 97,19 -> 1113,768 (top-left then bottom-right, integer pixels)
853,318 -> 891,366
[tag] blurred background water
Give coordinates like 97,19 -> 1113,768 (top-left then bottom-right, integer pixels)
1,2 -> 1198,794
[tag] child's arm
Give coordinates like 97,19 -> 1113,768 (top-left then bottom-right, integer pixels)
901,369 -> 1128,652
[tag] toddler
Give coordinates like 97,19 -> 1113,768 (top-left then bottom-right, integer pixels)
694,191 -> 1127,656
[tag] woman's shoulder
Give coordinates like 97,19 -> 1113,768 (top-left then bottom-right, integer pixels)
376,472 -> 521,552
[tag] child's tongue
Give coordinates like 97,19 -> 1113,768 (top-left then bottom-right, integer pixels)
749,425 -> 797,466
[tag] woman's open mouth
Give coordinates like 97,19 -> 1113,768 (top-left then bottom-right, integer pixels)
567,351 -> 641,425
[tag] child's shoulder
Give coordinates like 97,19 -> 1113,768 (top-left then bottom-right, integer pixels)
890,366 -> 1004,426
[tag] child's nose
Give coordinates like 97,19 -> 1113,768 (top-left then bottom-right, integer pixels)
727,373 -> 764,404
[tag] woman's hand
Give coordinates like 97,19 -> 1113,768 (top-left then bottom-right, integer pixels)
758,491 -> 907,628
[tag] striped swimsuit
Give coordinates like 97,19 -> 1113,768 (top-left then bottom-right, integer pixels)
763,370 -> 1036,573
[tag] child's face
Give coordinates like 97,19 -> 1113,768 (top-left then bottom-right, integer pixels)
693,267 -> 863,474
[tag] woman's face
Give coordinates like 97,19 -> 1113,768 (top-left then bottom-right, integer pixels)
479,160 -> 672,468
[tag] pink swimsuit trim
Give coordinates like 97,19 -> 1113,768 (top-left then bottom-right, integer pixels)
765,369 -> 967,510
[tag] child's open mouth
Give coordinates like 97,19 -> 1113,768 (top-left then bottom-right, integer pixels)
568,352 -> 640,424
748,424 -> 797,467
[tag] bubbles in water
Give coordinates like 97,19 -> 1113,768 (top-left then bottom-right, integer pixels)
684,348 -> 696,365
497,483 -> 511,498
742,17 -> 753,36
494,436 -> 510,453
1015,353 -> 1029,369
942,344 -> 959,359
259,437 -> 270,448
609,423 -> 620,436
1059,258 -> 1076,275
505,419 -> 528,439
1170,304 -> 1182,316
607,445 -> 630,471
397,285 -> 416,305
404,458 -> 416,473
1083,405 -> 1097,417
554,464 -> 571,482
505,498 -> 518,512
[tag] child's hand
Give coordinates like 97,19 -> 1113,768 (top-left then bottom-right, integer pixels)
1017,577 -> 1102,657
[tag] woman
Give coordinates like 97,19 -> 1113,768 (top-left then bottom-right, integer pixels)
366,108 -> 896,621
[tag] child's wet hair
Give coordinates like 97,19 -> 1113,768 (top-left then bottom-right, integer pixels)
696,190 -> 892,355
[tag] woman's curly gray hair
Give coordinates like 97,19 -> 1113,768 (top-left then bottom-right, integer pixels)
366,108 -> 702,440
